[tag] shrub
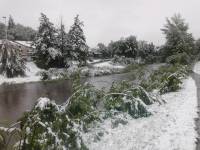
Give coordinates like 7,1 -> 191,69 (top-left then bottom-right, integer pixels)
166,52 -> 190,65
103,81 -> 159,118
39,71 -> 51,80
140,64 -> 189,93
18,98 -> 88,150
112,55 -> 137,65
159,73 -> 182,94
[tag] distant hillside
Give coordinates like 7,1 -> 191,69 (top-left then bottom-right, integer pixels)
0,16 -> 36,41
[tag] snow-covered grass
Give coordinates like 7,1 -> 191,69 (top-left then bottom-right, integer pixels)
0,62 -> 41,85
194,61 -> 200,74
82,77 -> 198,150
93,61 -> 125,69
0,60 -> 127,85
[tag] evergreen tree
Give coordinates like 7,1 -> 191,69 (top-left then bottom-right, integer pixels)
0,23 -> 6,39
161,14 -> 194,61
56,21 -> 69,66
8,15 -> 15,30
67,15 -> 89,66
7,15 -> 16,40
0,40 -> 26,78
33,13 -> 62,69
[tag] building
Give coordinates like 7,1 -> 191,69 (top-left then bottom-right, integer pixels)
0,40 -> 35,61
15,41 -> 35,61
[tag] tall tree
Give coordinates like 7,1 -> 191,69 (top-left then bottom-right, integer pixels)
96,43 -> 110,58
8,15 -> 15,30
67,15 -> 89,66
33,13 -> 62,69
56,20 -> 69,66
0,23 -> 6,39
161,14 -> 194,60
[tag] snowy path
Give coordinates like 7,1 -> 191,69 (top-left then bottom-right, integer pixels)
192,61 -> 200,150
83,77 -> 198,150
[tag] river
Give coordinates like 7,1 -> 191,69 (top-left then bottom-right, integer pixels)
0,64 -> 163,125
0,73 -> 135,124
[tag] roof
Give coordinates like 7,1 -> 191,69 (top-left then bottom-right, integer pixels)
15,41 -> 33,48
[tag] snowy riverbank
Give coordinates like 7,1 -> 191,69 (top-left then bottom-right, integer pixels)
0,61 -> 125,85
0,62 -> 41,85
82,77 -> 198,150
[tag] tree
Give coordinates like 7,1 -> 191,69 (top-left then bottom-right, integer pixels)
125,36 -> 138,58
195,39 -> 200,55
33,13 -> 62,69
56,21 -> 69,66
161,14 -> 195,62
67,15 -> 89,66
13,24 -> 36,41
8,15 -> 15,30
107,36 -> 138,58
0,40 -> 26,78
0,23 -> 6,39
96,43 -> 110,58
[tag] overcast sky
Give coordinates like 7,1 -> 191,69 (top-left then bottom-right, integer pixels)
1,0 -> 200,47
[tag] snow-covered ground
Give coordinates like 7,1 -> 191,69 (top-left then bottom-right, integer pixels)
194,61 -> 200,74
82,77 -> 198,150
0,62 -> 41,85
0,60 -> 126,85
93,61 -> 125,69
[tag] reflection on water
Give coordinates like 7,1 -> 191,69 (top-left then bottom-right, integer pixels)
0,73 -> 134,124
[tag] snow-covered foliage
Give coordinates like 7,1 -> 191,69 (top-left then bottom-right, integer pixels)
140,64 -> 190,93
33,13 -> 63,69
67,15 -> 89,66
0,40 -> 26,78
18,97 -> 87,150
112,55 -> 142,65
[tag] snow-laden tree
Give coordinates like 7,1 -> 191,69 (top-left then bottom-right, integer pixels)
161,14 -> 195,62
67,15 -> 89,66
33,13 -> 62,69
8,15 -> 15,30
0,40 -> 26,78
56,22 -> 69,67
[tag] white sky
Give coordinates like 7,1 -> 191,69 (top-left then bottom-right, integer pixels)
1,0 -> 200,47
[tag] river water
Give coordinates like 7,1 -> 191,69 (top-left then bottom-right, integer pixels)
0,64 -> 163,125
0,73 -> 135,124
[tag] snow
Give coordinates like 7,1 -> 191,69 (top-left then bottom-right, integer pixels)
15,41 -> 33,48
35,97 -> 51,110
194,61 -> 200,74
82,77 -> 198,150
94,61 -> 125,69
0,62 -> 41,85
48,47 -> 61,59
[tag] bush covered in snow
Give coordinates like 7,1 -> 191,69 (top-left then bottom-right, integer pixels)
140,64 -> 190,93
112,55 -> 141,65
18,98 -> 87,150
166,52 -> 191,65
0,40 -> 26,78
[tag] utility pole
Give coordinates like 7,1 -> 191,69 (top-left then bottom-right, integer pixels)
2,16 -> 7,40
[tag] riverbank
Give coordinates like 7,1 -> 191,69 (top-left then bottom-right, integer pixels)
82,77 -> 198,150
0,60 -> 125,85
